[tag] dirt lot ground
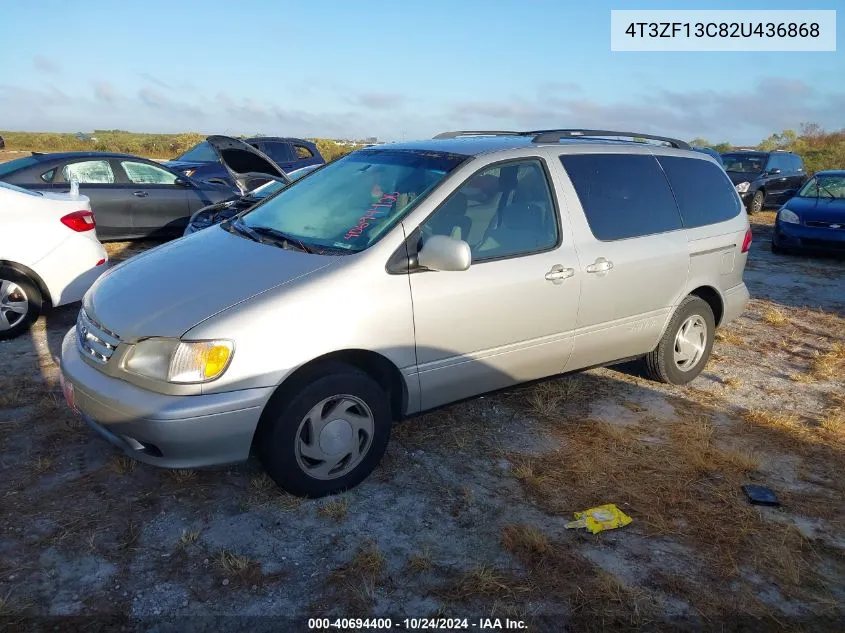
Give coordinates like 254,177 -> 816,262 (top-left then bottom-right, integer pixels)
1,215 -> 844,632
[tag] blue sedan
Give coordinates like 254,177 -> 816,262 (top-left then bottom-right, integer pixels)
772,170 -> 845,255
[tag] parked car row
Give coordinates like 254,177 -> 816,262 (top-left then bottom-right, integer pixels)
0,135 -> 326,241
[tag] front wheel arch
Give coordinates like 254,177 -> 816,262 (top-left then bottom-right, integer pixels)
252,350 -> 407,449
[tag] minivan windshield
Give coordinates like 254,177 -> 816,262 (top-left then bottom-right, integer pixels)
236,148 -> 468,252
797,174 -> 845,199
721,153 -> 765,174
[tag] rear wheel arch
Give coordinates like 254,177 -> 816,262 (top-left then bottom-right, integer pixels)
689,286 -> 724,326
0,260 -> 52,307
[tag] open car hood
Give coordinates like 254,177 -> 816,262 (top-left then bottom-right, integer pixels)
206,135 -> 290,195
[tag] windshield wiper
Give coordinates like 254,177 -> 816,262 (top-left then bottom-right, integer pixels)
249,225 -> 314,253
227,218 -> 263,242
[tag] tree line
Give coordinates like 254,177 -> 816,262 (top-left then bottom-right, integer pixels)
691,123 -> 845,174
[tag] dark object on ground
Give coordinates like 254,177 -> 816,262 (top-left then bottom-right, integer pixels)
742,484 -> 780,506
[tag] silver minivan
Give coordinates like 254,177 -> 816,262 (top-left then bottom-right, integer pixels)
60,129 -> 751,497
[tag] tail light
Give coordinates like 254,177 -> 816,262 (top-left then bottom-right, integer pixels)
741,228 -> 753,253
61,210 -> 96,232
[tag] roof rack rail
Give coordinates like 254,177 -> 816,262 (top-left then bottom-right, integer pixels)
528,129 -> 691,150
433,130 -> 525,139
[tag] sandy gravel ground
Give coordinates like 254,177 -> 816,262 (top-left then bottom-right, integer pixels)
1,214 -> 843,632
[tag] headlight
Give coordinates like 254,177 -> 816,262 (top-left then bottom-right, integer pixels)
778,208 -> 800,224
735,181 -> 750,193
123,338 -> 233,383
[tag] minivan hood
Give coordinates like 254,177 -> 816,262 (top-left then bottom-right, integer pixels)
206,135 -> 290,195
84,226 -> 335,341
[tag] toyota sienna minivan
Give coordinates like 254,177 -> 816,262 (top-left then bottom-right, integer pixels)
60,129 -> 752,497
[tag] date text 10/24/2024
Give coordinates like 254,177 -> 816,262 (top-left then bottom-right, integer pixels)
307,617 -> 528,630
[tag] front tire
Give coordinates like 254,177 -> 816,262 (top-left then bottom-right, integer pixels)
643,296 -> 715,385
749,190 -> 765,214
0,268 -> 43,341
256,364 -> 393,498
771,239 -> 787,255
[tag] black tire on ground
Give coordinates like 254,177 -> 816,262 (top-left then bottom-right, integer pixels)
256,363 -> 393,498
643,295 -> 716,385
770,239 -> 787,255
749,190 -> 765,214
0,267 -> 43,341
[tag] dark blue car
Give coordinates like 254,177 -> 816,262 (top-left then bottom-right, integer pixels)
772,170 -> 845,255
165,136 -> 324,186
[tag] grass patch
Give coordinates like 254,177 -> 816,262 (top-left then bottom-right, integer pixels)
110,455 -> 137,475
317,497 -> 348,522
762,307 -> 790,327
715,329 -> 744,346
31,455 -> 53,475
501,524 -> 551,560
323,542 -> 386,613
808,343 -> 845,380
167,469 -> 197,483
723,377 -> 743,389
215,550 -> 263,586
406,548 -> 433,574
178,529 -> 200,548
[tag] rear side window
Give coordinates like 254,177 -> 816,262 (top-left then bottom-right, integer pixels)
657,156 -> 742,228
62,160 -> 115,184
560,154 -> 682,241
40,168 -> 56,183
260,142 -> 296,163
294,145 -> 314,159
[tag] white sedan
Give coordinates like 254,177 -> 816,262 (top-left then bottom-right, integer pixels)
0,181 -> 108,339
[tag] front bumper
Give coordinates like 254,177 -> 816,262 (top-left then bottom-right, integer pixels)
773,221 -> 845,253
60,328 -> 274,468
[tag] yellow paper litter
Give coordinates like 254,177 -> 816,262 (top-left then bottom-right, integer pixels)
565,504 -> 632,534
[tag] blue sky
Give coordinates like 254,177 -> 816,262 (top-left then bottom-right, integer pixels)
0,0 -> 842,144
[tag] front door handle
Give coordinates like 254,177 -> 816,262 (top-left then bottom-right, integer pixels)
586,257 -> 614,274
133,191 -> 149,197
545,264 -> 575,281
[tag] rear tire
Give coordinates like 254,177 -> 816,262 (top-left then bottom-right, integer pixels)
256,364 -> 393,498
643,296 -> 715,385
0,268 -> 43,341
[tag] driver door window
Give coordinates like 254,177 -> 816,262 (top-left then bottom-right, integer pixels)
420,159 -> 558,262
120,161 -> 178,185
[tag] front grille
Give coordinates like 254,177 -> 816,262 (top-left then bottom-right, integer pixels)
805,220 -> 845,230
76,309 -> 121,364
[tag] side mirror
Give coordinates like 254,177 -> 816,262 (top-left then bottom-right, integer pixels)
418,235 -> 472,272
174,177 -> 192,187
767,168 -> 782,176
